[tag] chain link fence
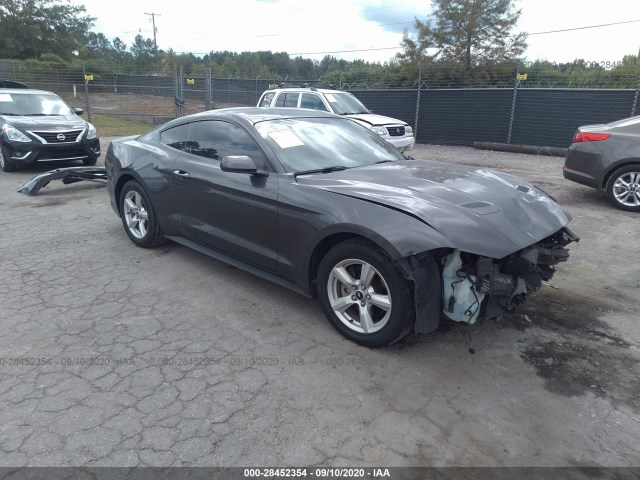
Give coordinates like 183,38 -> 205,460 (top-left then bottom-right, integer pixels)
1,59 -> 639,148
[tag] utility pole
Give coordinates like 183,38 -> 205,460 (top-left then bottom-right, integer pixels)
144,12 -> 161,53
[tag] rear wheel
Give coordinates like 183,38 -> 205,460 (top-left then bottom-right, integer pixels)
0,146 -> 16,172
83,157 -> 98,166
119,180 -> 166,248
317,239 -> 414,347
606,165 -> 640,212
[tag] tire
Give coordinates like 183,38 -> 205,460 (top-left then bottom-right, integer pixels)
119,180 -> 166,248
83,157 -> 98,166
606,165 -> 640,212
317,238 -> 414,347
0,145 -> 16,172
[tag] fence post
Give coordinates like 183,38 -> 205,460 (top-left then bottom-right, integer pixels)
82,65 -> 92,123
205,68 -> 212,111
632,75 -> 640,117
174,65 -> 179,118
414,63 -> 422,141
507,75 -> 520,144
255,75 -> 261,105
175,65 -> 184,118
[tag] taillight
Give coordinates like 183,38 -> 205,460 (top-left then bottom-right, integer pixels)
572,131 -> 610,143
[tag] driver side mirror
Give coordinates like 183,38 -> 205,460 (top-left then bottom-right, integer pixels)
220,156 -> 269,177
74,107 -> 84,115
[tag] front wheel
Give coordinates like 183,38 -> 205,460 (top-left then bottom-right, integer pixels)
83,157 -> 98,166
317,239 -> 414,347
119,180 -> 166,248
606,165 -> 640,212
0,145 -> 16,172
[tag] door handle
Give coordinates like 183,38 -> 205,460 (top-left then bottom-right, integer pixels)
172,169 -> 190,178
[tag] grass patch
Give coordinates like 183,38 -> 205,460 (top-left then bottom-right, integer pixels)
84,114 -> 156,137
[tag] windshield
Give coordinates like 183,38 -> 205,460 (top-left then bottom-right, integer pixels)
324,92 -> 370,115
255,117 -> 403,173
0,92 -> 74,116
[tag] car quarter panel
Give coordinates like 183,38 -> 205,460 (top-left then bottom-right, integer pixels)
275,176 -> 454,294
599,136 -> 640,185
564,141 -> 607,188
106,137 -> 182,235
565,136 -> 640,189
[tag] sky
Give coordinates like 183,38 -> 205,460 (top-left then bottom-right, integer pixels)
76,0 -> 640,64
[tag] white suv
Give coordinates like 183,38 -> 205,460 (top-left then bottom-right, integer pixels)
257,87 -> 415,152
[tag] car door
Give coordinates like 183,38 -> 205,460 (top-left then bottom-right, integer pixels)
170,119 -> 278,272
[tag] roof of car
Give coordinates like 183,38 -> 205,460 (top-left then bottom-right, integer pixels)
0,88 -> 54,95
0,80 -> 29,89
266,88 -> 348,95
181,107 -> 340,124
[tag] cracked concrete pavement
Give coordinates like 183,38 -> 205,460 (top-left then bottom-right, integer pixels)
0,138 -> 639,467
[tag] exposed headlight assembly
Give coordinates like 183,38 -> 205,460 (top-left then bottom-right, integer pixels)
370,126 -> 387,136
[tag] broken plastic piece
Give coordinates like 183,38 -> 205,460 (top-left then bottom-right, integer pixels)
18,167 -> 107,196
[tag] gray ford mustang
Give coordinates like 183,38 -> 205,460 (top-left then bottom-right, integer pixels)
106,108 -> 578,347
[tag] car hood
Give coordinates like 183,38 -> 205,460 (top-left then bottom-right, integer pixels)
345,113 -> 407,127
1,114 -> 88,130
296,160 -> 571,258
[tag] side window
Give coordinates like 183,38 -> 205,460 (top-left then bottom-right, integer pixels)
274,92 -> 300,108
301,93 -> 328,111
185,120 -> 268,169
283,93 -> 299,107
160,124 -> 188,150
259,92 -> 275,107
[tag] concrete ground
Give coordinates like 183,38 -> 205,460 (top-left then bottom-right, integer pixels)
0,139 -> 638,467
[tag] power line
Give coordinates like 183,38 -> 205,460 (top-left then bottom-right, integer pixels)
376,21 -> 415,27
194,33 -> 280,41
289,46 -> 403,55
524,18 -> 640,36
284,18 -> 640,56
361,3 -> 408,12
145,17 -> 640,58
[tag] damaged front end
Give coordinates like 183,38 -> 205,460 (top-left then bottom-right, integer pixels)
403,227 -> 580,334
441,227 -> 580,324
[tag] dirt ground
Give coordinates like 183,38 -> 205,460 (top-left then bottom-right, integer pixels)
0,140 -> 638,468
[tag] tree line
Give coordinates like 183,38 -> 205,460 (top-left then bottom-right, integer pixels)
1,0 -> 638,88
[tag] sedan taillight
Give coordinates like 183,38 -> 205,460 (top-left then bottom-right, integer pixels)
572,131 -> 610,143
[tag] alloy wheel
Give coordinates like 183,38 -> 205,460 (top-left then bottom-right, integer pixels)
326,259 -> 392,334
613,171 -> 640,207
123,190 -> 149,239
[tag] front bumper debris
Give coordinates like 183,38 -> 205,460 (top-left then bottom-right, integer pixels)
18,167 -> 107,196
